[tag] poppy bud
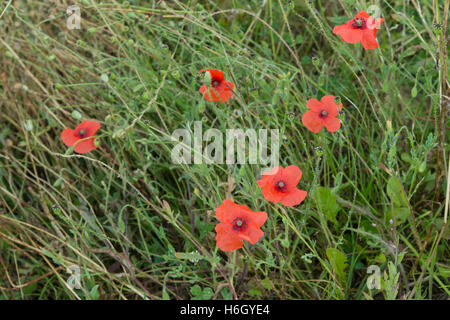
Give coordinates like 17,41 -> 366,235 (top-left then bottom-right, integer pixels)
312,56 -> 320,66
23,120 -> 33,132
288,112 -> 295,120
334,96 -> 341,104
100,74 -> 109,83
386,118 -> 392,131
171,69 -> 180,80
71,110 -> 82,120
433,23 -> 442,34
203,70 -> 212,85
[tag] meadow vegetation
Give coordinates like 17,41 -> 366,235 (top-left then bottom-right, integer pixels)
0,0 -> 448,299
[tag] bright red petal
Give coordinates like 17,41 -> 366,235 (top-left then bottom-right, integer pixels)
261,184 -> 283,203
239,225 -> 264,244
361,30 -> 380,49
200,86 -> 220,101
216,199 -> 236,224
246,210 -> 267,228
320,95 -> 340,116
257,166 -> 281,187
215,223 -> 243,251
198,69 -> 225,82
280,189 -> 307,207
340,28 -> 363,44
302,110 -> 323,134
73,138 -> 98,154
75,120 -> 101,137
61,128 -> 78,147
282,165 -> 302,190
324,117 -> 341,133
355,11 -> 370,19
306,98 -> 323,112
215,81 -> 234,102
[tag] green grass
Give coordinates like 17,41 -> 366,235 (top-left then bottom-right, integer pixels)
0,0 -> 448,300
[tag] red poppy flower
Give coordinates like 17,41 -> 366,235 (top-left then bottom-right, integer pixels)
257,165 -> 307,207
215,199 -> 267,252
61,120 -> 101,154
332,11 -> 384,50
301,95 -> 342,133
198,69 -> 234,102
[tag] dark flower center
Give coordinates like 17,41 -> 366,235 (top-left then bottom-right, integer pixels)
232,217 -> 247,231
320,110 -> 328,118
78,129 -> 86,137
275,180 -> 287,192
212,80 -> 220,88
352,18 -> 367,29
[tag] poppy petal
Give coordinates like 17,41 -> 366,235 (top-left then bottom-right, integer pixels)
61,128 -> 78,147
280,189 -> 307,207
73,138 -> 98,154
302,110 -> 323,133
257,166 -> 281,187
320,95 -> 340,115
261,184 -> 284,203
75,120 -> 101,136
215,223 -> 243,251
339,28 -> 363,44
201,86 -> 220,101
282,165 -> 302,189
216,81 -> 234,102
198,69 -> 225,82
239,225 -> 264,244
361,30 -> 380,49
355,11 -> 370,19
246,210 -> 267,228
324,117 -> 341,133
306,98 -> 323,112
216,199 -> 236,223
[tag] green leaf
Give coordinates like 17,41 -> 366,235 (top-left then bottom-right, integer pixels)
162,289 -> 170,300
411,86 -> 417,98
190,284 -> 202,297
326,248 -> 348,283
327,16 -> 351,24
313,187 -> 340,223
386,176 -> 408,207
174,251 -> 204,262
386,176 -> 411,224
89,285 -> 100,299
248,287 -> 263,297
202,287 -> 214,299
260,278 -> 274,290
221,287 -> 233,300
